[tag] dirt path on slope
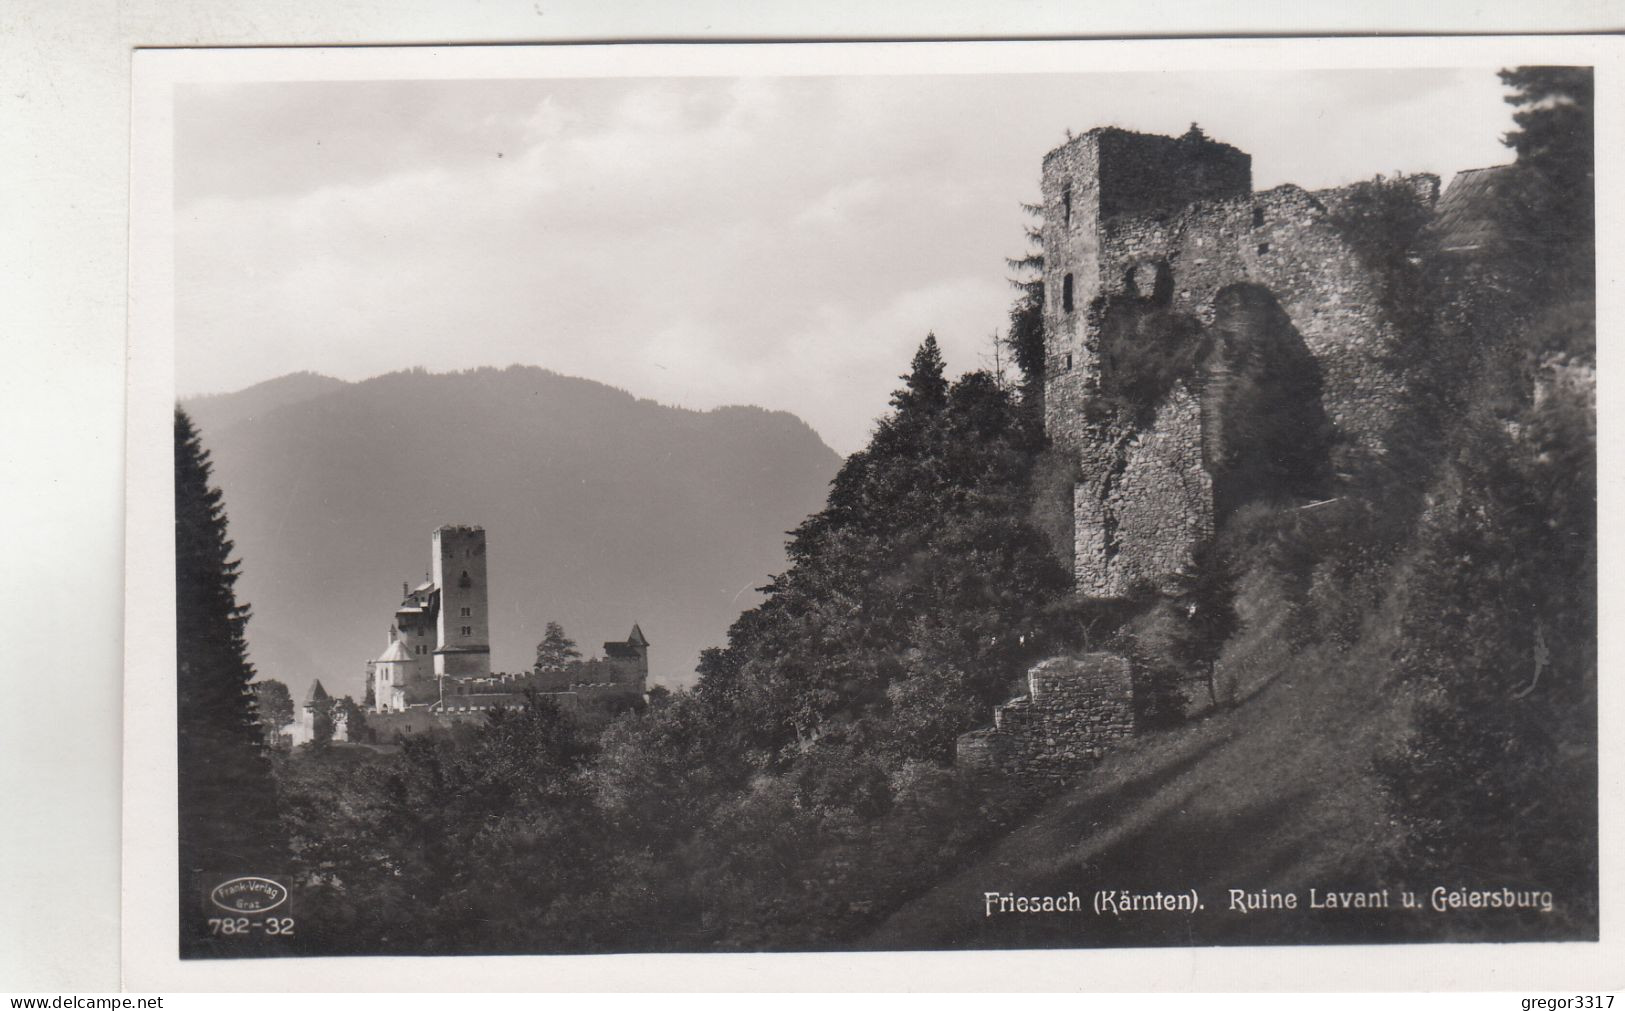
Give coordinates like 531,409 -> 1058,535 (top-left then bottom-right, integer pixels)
861,645 -> 1440,950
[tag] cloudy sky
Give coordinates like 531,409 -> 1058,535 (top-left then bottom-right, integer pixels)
175,67 -> 1517,454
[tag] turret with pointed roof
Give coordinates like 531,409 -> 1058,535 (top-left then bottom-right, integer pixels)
603,623 -> 650,690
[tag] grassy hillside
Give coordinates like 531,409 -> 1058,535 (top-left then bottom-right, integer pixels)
865,578 -> 1575,949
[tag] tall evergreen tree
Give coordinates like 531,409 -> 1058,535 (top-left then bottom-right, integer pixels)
175,409 -> 286,950
889,332 -> 948,417
697,336 -> 1069,751
1377,68 -> 1596,931
1003,201 -> 1047,418
534,621 -> 583,672
1497,66 -> 1595,288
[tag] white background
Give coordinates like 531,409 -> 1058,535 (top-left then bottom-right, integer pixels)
3,0 -> 1622,994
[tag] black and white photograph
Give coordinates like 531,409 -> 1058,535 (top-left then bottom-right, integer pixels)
118,37 -> 1605,984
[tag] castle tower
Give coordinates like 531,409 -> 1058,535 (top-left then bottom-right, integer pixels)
284,678 -> 344,745
603,623 -> 649,686
371,628 -> 414,713
1038,125 -> 1432,598
1039,128 -> 1250,595
392,578 -> 438,685
1041,126 -> 1251,446
432,524 -> 490,679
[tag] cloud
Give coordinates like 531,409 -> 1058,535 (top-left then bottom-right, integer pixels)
175,69 -> 1521,455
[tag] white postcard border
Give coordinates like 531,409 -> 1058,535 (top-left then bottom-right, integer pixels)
124,35 -> 1624,991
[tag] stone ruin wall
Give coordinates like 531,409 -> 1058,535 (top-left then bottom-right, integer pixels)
956,653 -> 1135,781
1098,181 -> 1431,457
1046,146 -> 1437,596
1104,383 -> 1214,593
1039,135 -> 1105,447
1070,381 -> 1215,597
1040,130 -> 1254,461
957,132 -> 1447,785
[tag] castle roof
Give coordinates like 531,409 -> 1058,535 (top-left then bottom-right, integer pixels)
603,624 -> 648,657
376,639 -> 413,664
1431,164 -> 1517,253
305,679 -> 330,705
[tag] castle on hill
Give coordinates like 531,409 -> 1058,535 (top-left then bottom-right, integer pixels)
365,524 -> 650,733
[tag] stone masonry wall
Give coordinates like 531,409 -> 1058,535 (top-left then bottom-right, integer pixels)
1070,384 -> 1213,596
1040,123 -> 1438,597
956,653 -> 1135,781
1042,128 -> 1252,454
1104,383 -> 1213,593
1041,132 -> 1106,445
1097,181 -> 1427,454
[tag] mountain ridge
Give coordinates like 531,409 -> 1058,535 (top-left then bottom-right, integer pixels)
180,365 -> 843,709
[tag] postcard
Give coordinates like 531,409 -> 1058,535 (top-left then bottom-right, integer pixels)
123,36 -> 1617,990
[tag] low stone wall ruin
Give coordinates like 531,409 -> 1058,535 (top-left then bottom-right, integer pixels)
956,652 -> 1135,781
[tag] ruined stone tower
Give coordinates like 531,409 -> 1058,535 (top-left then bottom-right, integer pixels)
1042,127 -> 1252,437
1040,126 -> 1436,596
432,524 -> 491,678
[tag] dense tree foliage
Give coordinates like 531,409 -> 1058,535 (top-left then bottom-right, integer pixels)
255,67 -> 1595,951
696,333 -> 1071,758
269,335 -> 1071,951
279,692 -> 596,953
175,409 -> 287,953
333,694 -> 369,744
250,679 -> 293,744
1161,543 -> 1241,709
1003,202 -> 1047,415
1368,67 -> 1596,928
1498,66 -> 1594,286
533,621 -> 583,672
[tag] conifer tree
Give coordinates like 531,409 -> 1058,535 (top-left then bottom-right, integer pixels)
534,621 -> 583,672
1497,67 -> 1595,289
889,332 -> 948,417
249,678 -> 294,745
1377,68 -> 1596,918
175,409 -> 285,947
1003,201 -> 1047,418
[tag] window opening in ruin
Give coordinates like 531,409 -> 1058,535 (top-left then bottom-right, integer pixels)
1062,274 -> 1074,312
1252,207 -> 1265,227
1066,353 -> 1074,370
461,626 -> 472,636
459,571 -> 471,588
1257,242 -> 1270,255
1063,186 -> 1072,226
460,607 -> 471,617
